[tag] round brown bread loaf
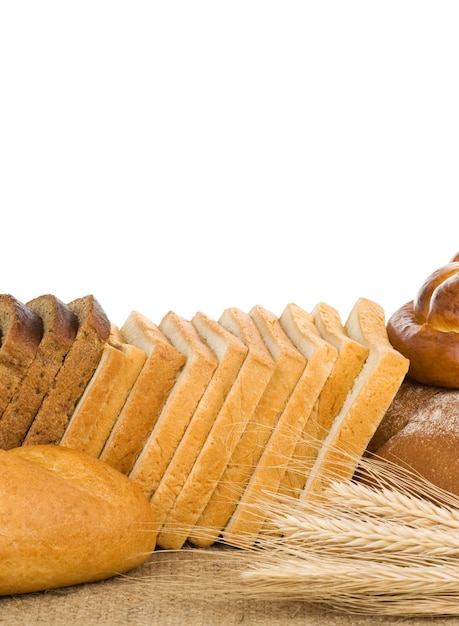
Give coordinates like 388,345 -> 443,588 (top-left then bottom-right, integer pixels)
368,380 -> 459,496
387,253 -> 459,388
0,445 -> 156,595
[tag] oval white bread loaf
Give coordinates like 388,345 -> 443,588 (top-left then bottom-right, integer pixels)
0,445 -> 156,595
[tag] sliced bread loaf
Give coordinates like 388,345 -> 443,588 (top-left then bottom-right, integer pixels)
223,303 -> 337,547
99,311 -> 186,474
60,325 -> 147,457
275,303 -> 339,498
23,295 -> 111,445
193,305 -> 305,548
158,308 -> 275,550
0,294 -> 77,449
277,301 -> 370,495
151,311 -> 248,546
128,311 -> 218,498
301,297 -> 410,500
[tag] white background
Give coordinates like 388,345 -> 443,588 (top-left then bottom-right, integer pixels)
1,2 -> 458,329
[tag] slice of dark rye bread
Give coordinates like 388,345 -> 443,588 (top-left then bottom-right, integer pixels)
0,295 -> 79,449
0,295 -> 44,422
22,295 -> 111,446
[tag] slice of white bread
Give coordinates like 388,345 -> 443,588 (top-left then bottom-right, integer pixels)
0,295 -> 44,422
311,301 -> 370,442
99,311 -> 186,475
276,301 -> 370,496
23,295 -> 111,445
222,303 -> 337,547
151,312 -> 248,546
275,303 -> 339,499
0,295 -> 78,449
157,308 -> 275,550
128,312 -> 218,498
60,325 -> 147,457
191,305 -> 306,548
300,297 -> 410,500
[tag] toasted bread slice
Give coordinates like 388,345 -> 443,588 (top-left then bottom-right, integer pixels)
60,325 -> 147,457
0,295 -> 44,426
23,295 -> 111,446
128,312 -> 218,498
277,301 -> 370,495
301,297 -> 410,500
192,305 -> 306,547
99,311 -> 186,475
157,308 -> 275,550
151,312 -> 248,546
223,303 -> 337,546
0,295 -> 77,449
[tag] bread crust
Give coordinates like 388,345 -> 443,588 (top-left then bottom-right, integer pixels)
387,257 -> 459,388
369,380 -> 459,496
0,445 -> 156,595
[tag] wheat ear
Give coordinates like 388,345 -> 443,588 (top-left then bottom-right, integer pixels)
324,480 -> 459,529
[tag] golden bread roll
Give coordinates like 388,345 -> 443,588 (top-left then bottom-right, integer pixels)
387,253 -> 459,388
0,445 -> 156,595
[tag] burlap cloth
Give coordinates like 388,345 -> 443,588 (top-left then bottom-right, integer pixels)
2,546 -> 459,626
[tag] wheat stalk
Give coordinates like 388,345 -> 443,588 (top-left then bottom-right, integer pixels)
325,479 -> 459,529
235,455 -> 459,615
241,550 -> 459,615
266,509 -> 459,558
128,452 -> 459,616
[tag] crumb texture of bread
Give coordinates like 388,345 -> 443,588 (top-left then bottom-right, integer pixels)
194,305 -> 305,547
223,304 -> 338,546
0,294 -> 44,421
22,295 -> 111,446
276,303 -> 339,499
186,307 -> 277,548
301,297 -> 409,500
149,312 -> 248,537
100,311 -> 186,474
0,445 -> 156,595
60,327 -> 147,457
279,302 -> 370,494
0,295 -> 79,449
157,308 -> 275,550
128,311 -> 218,498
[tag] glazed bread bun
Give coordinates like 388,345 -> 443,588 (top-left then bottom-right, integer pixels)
0,445 -> 156,595
368,379 -> 459,496
387,253 -> 459,388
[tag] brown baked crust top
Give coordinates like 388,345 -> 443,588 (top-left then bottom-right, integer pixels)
387,255 -> 459,388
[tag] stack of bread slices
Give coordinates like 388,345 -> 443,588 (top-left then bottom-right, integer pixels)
0,293 -> 409,549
